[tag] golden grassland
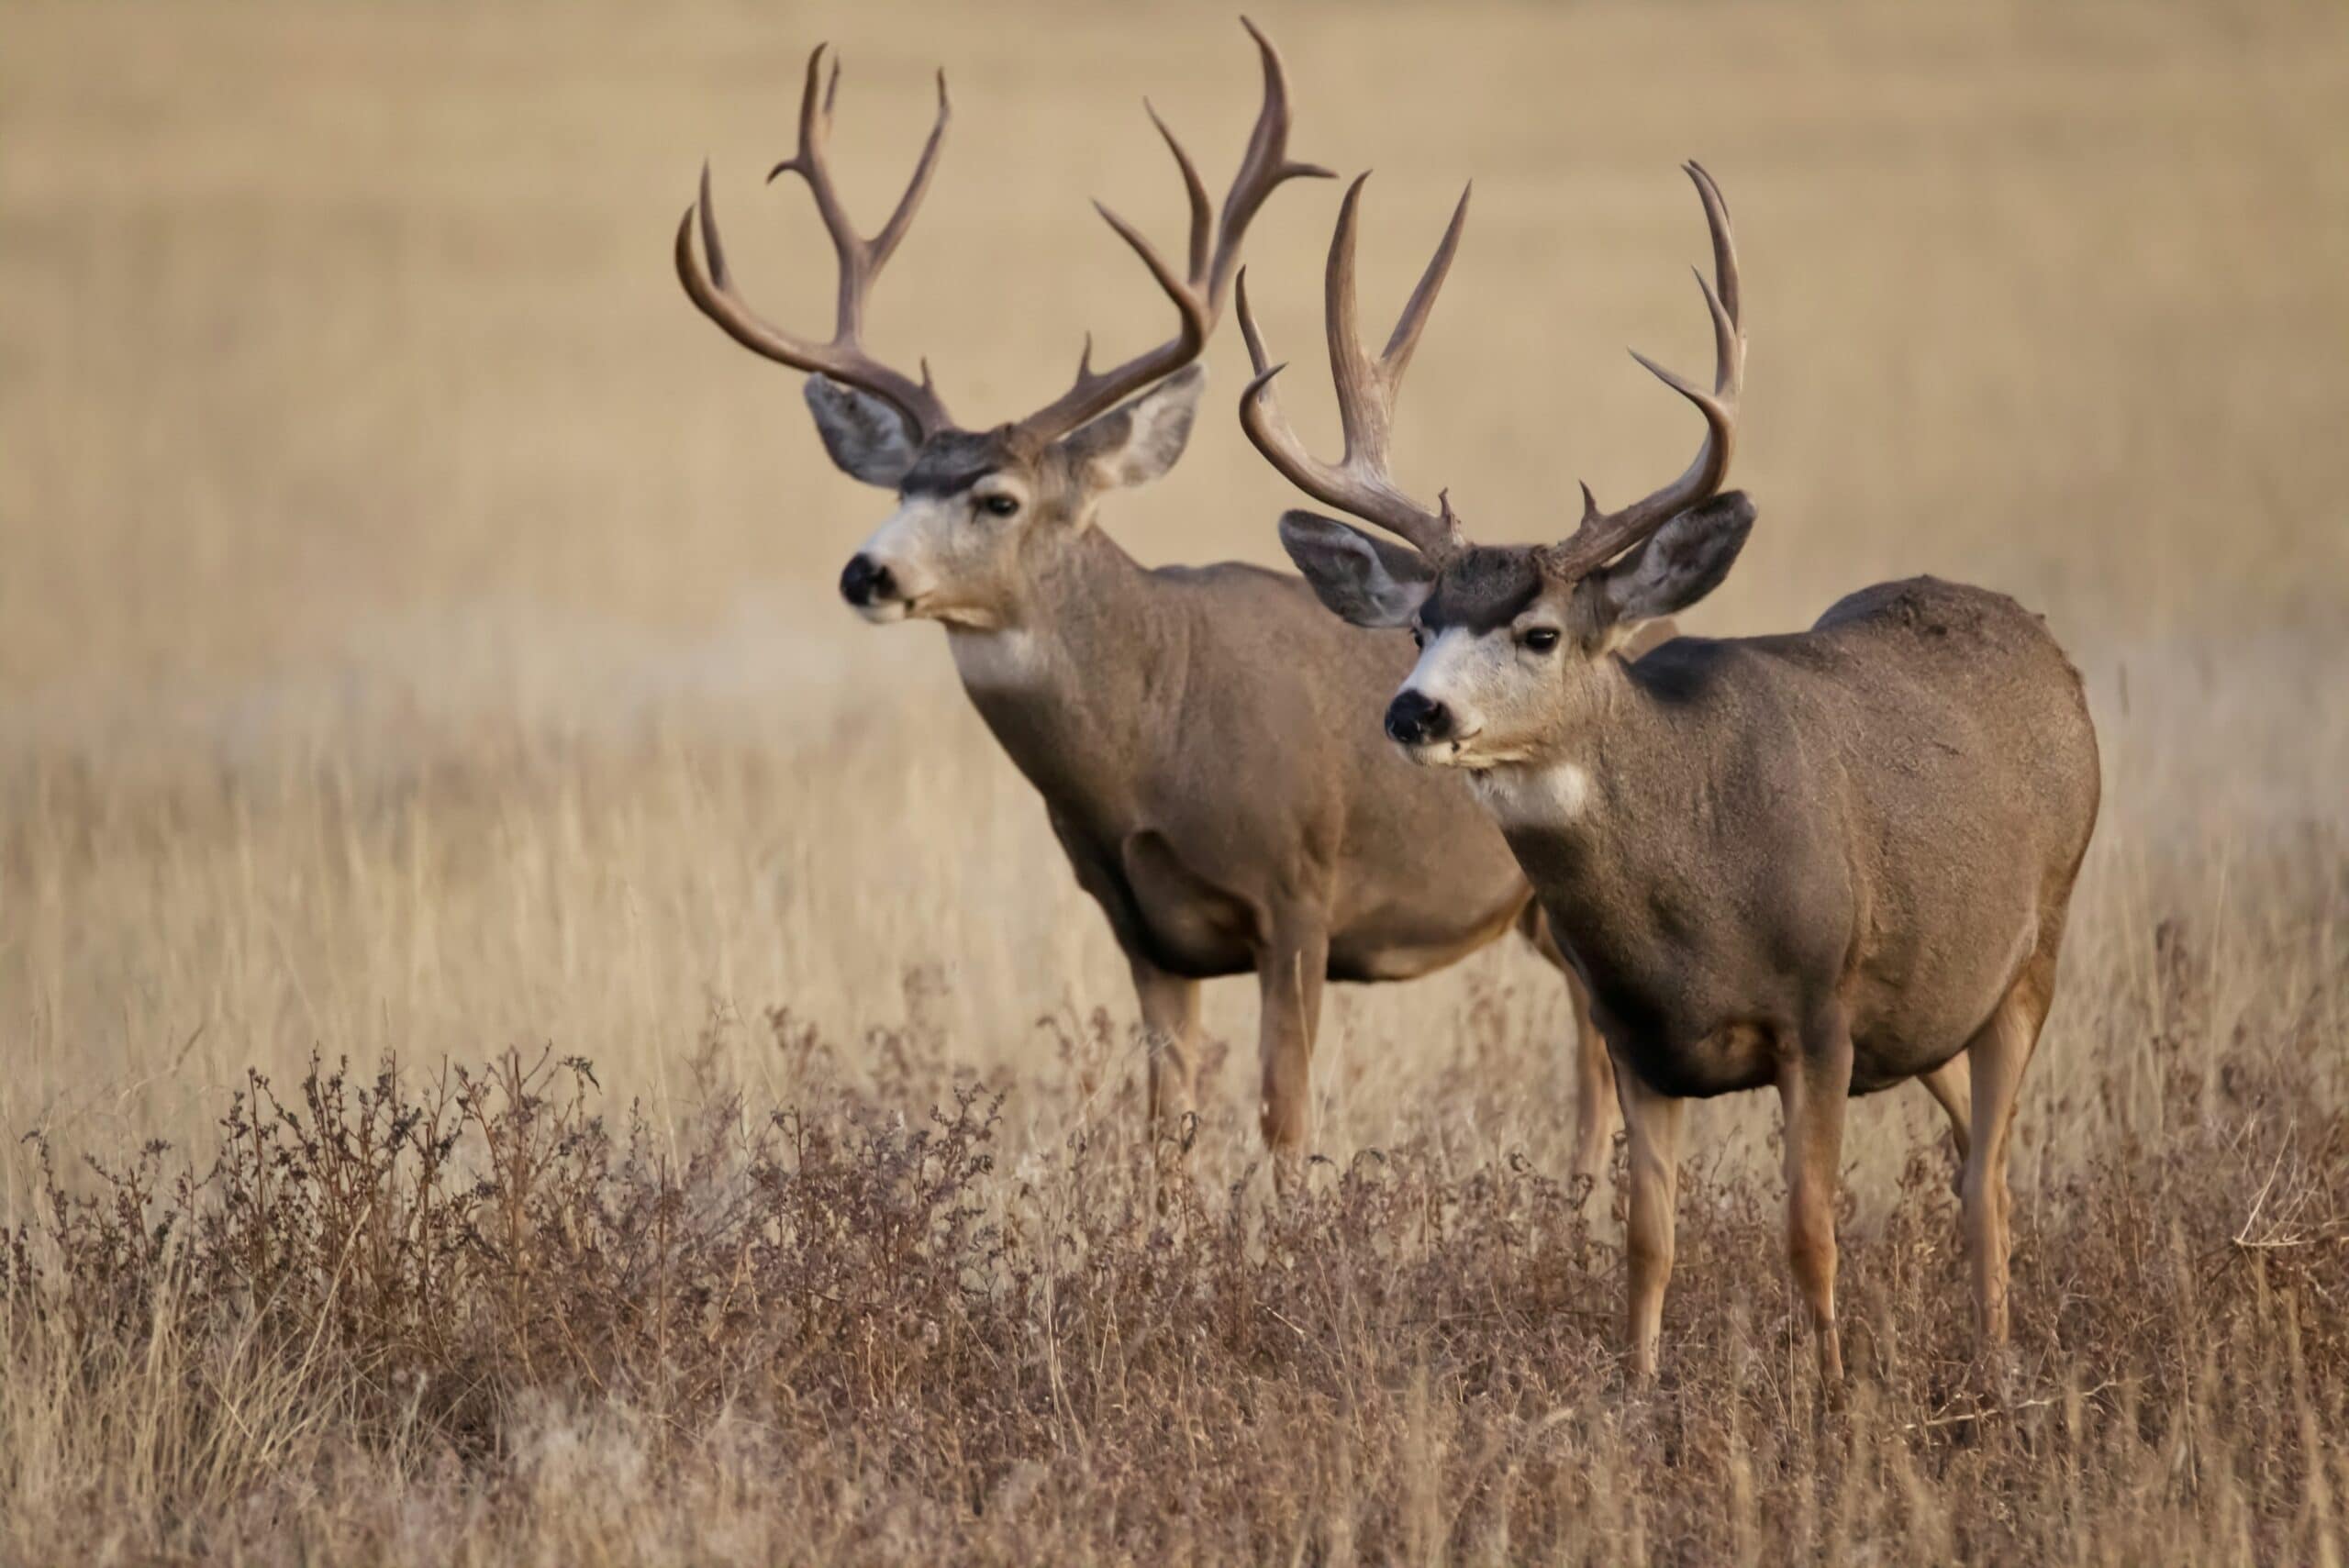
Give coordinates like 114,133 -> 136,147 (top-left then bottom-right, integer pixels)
2,0 -> 2346,1560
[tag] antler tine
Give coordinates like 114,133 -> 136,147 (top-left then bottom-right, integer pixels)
1236,174 -> 1470,562
1540,161 -> 1745,582
1206,16 -> 1338,314
1011,17 -> 1331,447
674,45 -> 954,439
1689,160 -> 1737,329
1145,99 -> 1213,285
870,70 -> 952,272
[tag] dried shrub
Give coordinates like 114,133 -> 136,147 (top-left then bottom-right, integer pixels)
5,953 -> 2345,1564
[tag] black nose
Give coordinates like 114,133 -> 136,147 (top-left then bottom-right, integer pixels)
1385,689 -> 1452,746
839,553 -> 896,607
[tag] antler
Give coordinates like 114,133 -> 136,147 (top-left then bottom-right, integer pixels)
1536,161 -> 1743,582
1236,173 -> 1471,563
674,45 -> 955,440
1009,17 -> 1332,447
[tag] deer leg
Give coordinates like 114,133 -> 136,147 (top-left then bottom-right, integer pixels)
1520,902 -> 1620,1195
1566,974 -> 1620,1193
1778,1006 -> 1855,1386
1255,920 -> 1329,1196
1615,1059 -> 1686,1380
1959,959 -> 2053,1353
1130,956 -> 1201,1158
1918,1053 -> 1973,1194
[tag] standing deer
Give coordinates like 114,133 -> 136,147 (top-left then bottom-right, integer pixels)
674,23 -> 1628,1188
1238,163 -> 2099,1377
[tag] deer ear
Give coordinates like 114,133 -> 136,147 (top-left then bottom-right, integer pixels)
1056,364 -> 1206,490
1278,510 -> 1435,628
1590,490 -> 1754,630
805,376 -> 920,487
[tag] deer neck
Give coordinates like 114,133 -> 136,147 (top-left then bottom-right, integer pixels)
943,526 -> 1173,815
1466,656 -> 1713,925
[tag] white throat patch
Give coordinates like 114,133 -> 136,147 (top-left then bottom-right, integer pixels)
947,626 -> 1048,692
1466,759 -> 1594,830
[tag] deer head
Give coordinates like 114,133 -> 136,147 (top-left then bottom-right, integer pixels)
676,22 -> 1330,631
1238,162 -> 1752,770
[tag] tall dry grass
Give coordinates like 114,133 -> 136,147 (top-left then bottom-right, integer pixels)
3,0 -> 2346,1561
4,957 -> 2345,1563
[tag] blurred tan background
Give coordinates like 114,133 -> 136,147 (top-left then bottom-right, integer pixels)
4,1 -> 2345,1186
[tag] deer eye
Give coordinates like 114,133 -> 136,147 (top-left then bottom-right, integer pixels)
977,493 -> 1020,518
1520,627 -> 1561,654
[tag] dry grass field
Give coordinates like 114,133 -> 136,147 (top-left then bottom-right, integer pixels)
4,0 -> 2347,1561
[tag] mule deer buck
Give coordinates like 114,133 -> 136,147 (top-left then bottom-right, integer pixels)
674,23 -> 1628,1188
1238,163 -> 2099,1377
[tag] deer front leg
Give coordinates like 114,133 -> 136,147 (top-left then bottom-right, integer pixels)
1518,903 -> 1620,1197
1778,1006 -> 1855,1387
1565,973 -> 1620,1193
1255,919 -> 1329,1196
1130,956 -> 1201,1158
1615,1059 -> 1686,1379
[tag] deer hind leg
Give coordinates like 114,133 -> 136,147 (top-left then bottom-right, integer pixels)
1615,1061 -> 1686,1379
1960,956 -> 2054,1354
1130,956 -> 1201,1158
1778,1006 -> 1856,1387
1255,918 -> 1330,1196
1918,1053 -> 1974,1193
1519,902 -> 1620,1195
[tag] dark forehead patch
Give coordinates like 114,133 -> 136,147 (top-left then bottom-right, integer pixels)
899,429 -> 1017,497
1424,546 -> 1545,632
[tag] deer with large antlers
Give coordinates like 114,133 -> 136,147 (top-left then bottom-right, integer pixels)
675,23 -> 1634,1188
1240,165 -> 2099,1378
